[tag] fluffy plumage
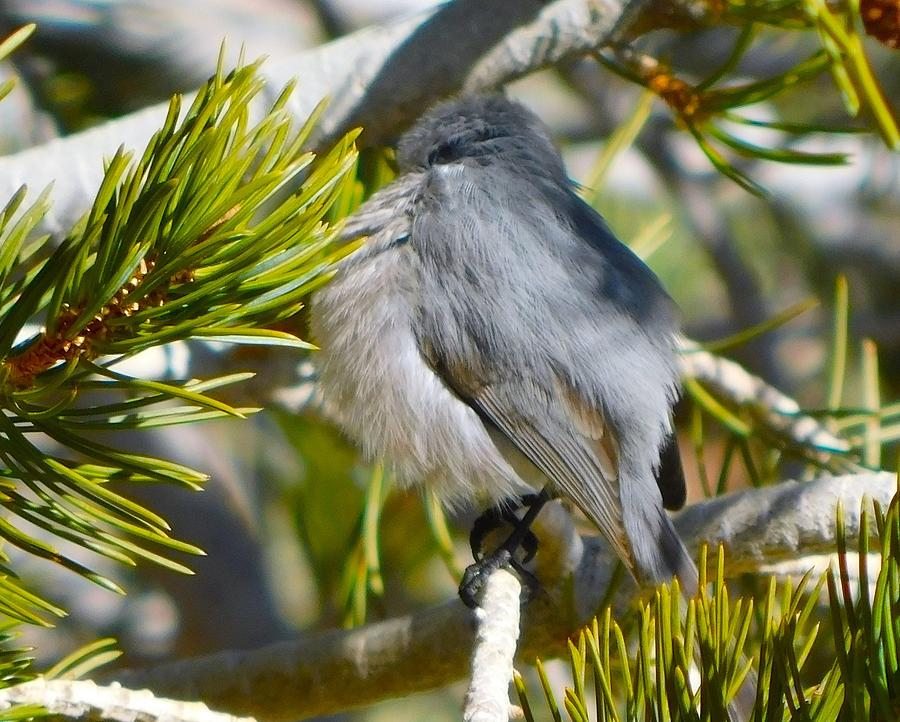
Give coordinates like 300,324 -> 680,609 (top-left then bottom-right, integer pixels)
311,94 -> 696,593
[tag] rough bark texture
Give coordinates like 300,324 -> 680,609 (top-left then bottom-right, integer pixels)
0,0 -> 639,241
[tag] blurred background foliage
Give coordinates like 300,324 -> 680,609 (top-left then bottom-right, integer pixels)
0,1 -> 897,720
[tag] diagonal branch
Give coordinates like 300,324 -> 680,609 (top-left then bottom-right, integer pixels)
676,337 -> 852,457
35,471 -> 883,722
0,0 -> 645,242
0,678 -> 256,722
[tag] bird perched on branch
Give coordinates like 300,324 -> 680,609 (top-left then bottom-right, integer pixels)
311,93 -> 695,604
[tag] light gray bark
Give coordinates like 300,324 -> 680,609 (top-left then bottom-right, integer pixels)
0,679 -> 256,722
0,0 -> 639,241
463,569 -> 522,722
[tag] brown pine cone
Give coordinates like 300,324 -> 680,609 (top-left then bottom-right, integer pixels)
861,0 -> 900,49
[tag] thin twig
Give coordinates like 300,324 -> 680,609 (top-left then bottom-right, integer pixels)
464,568 -> 522,722
0,679 -> 256,722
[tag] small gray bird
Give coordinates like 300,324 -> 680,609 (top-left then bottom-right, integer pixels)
311,94 -> 698,603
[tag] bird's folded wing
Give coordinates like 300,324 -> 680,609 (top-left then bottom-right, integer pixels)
466,378 -> 636,573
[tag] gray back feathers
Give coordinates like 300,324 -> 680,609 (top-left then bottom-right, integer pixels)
312,94 -> 694,591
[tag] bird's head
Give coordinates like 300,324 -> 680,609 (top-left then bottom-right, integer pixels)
396,94 -> 567,182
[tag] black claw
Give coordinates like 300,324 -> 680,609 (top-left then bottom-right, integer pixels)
460,548 -> 512,608
469,507 -> 510,561
459,549 -> 542,608
460,489 -> 554,607
520,529 -> 539,564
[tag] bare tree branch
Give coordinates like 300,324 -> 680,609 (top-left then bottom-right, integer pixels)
0,678 -> 256,722
0,0 -> 645,242
77,472 -> 893,722
676,337 -> 852,457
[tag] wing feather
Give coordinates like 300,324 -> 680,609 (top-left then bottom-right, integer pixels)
472,383 -> 636,573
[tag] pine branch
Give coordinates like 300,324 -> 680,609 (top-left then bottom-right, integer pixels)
0,55 -> 358,618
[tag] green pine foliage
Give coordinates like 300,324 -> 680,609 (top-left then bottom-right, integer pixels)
0,31 -> 358,691
0,2 -> 897,716
0,25 -> 34,105
597,0 -> 898,197
510,486 -> 899,721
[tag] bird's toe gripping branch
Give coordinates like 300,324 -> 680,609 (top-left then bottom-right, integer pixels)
459,490 -> 552,608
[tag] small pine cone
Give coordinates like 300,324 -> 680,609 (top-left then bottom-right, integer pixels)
649,73 -> 702,118
861,0 -> 900,48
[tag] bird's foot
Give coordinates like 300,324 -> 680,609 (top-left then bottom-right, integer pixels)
468,496 -> 542,563
459,548 -> 539,609
459,491 -> 551,608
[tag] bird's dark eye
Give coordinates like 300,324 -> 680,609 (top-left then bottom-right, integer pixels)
427,138 -> 463,165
